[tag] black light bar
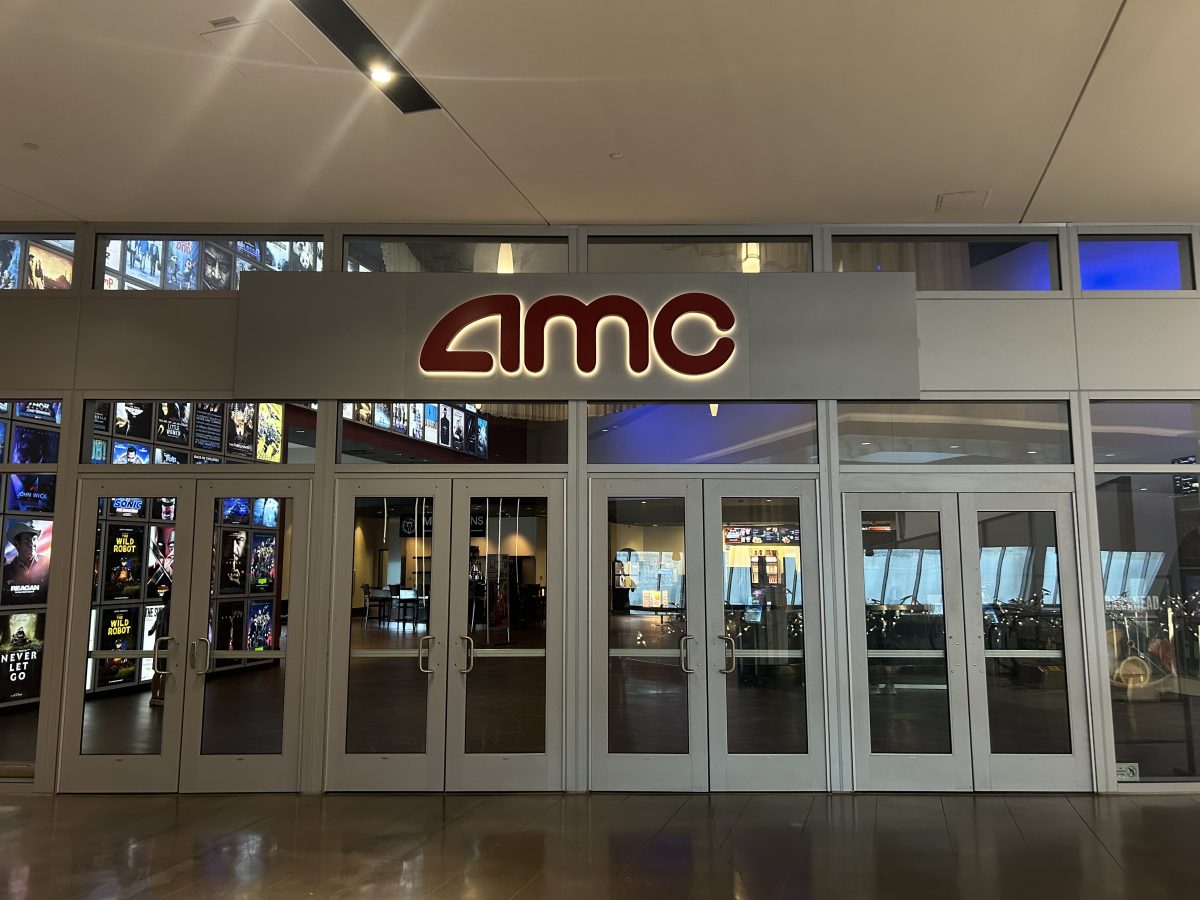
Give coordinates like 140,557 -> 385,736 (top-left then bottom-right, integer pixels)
291,0 -> 440,114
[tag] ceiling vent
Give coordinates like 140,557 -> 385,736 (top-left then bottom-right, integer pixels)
209,16 -> 240,28
934,190 -> 991,214
199,19 -> 316,76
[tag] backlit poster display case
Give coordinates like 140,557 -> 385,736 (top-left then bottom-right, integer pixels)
0,611 -> 45,703
340,400 -> 492,462
99,234 -> 321,291
0,235 -> 75,291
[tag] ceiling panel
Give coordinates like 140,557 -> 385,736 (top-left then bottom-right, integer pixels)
1026,0 -> 1200,223
356,0 -> 1121,224
0,0 -> 542,223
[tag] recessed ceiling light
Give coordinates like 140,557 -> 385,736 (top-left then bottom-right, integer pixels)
370,66 -> 395,85
609,152 -> 624,160
20,142 -> 39,151
1027,450 -> 1038,454
949,445 -> 960,449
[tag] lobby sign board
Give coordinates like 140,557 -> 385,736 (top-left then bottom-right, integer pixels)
234,272 -> 918,400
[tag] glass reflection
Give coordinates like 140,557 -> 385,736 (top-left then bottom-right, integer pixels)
861,511 -> 951,754
1097,474 -> 1200,781
721,498 -> 807,754
608,497 -> 688,754
977,510 -> 1071,754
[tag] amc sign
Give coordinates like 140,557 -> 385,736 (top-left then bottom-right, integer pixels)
419,291 -> 736,379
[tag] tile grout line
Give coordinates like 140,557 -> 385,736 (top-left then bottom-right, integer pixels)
1064,793 -> 1128,873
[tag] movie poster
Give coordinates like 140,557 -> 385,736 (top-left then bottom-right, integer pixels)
252,497 -> 280,528
424,403 -> 439,443
96,607 -> 139,687
222,497 -> 250,525
113,402 -> 153,439
7,474 -> 55,514
0,422 -> 7,461
153,447 -> 187,465
2,518 -> 52,606
93,402 -> 112,433
373,403 -> 391,430
112,441 -> 150,465
215,599 -> 245,655
247,600 -> 273,651
166,240 -> 199,290
353,403 -> 372,426
255,403 -> 283,463
193,402 -> 223,452
89,438 -> 108,464
156,402 -> 191,445
390,403 -> 408,436
409,403 -> 423,441
14,401 -> 62,425
10,425 -> 59,465
250,532 -> 276,594
25,244 -> 72,289
102,239 -> 122,275
219,529 -> 249,594
264,240 -> 289,271
475,418 -> 489,458
465,414 -> 479,455
236,240 -> 262,262
109,497 -> 144,518
140,603 -> 165,681
0,238 -> 19,290
0,611 -> 44,702
147,526 -> 174,602
452,408 -> 465,451
124,239 -> 162,287
202,245 -> 232,290
151,497 -> 176,521
233,257 -> 259,289
104,524 -> 144,601
194,453 -> 222,464
290,241 -> 320,272
438,405 -> 452,447
226,402 -> 256,458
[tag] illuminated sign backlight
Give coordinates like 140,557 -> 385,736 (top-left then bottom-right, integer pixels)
419,292 -> 736,378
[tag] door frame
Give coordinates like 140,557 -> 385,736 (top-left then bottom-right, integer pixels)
178,475 -> 312,792
324,477 -> 452,791
588,477 -> 709,791
703,477 -> 828,791
58,475 -> 197,793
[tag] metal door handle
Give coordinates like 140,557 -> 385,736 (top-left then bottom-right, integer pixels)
459,635 -> 475,674
418,635 -> 435,674
153,636 -> 172,676
719,635 -> 735,675
679,634 -> 695,673
191,638 -> 212,673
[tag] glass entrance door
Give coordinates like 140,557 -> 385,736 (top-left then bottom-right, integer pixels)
325,477 -> 564,791
844,491 -> 1090,791
590,477 -> 825,791
59,476 -> 310,793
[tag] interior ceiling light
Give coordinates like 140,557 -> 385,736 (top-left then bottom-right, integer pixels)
496,242 -> 515,275
290,0 -> 439,113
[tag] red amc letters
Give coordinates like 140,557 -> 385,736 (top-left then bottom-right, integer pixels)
418,292 -> 735,377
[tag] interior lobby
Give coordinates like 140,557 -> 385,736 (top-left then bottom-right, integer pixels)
4,0 -> 1200,896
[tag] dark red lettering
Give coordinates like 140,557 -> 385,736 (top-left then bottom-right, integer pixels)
418,294 -> 521,374
652,292 -> 736,376
523,294 -> 650,374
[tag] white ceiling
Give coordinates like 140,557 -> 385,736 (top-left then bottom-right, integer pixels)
0,0 -> 1192,225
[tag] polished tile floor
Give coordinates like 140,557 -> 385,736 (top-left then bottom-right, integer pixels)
1,791 -> 1198,898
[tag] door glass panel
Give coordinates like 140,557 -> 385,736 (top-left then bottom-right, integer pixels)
463,496 -> 547,754
346,496 -> 433,754
80,496 -> 174,755
721,497 -> 807,754
200,496 -> 288,755
860,510 -> 951,754
607,497 -> 688,754
977,510 -> 1071,754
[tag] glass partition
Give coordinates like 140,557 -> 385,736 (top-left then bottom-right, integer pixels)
831,234 -> 1060,291
1096,473 -> 1200,781
1079,235 -> 1194,291
588,403 -> 818,465
82,401 -> 316,466
0,235 -> 75,289
587,237 -> 811,273
97,236 -> 323,290
345,236 -> 567,273
338,402 -> 567,464
0,400 -> 62,777
1091,401 -> 1200,465
838,401 -> 1072,465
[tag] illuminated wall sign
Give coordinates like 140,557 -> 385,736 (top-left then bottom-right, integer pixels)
234,272 -> 920,401
418,292 -> 736,378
